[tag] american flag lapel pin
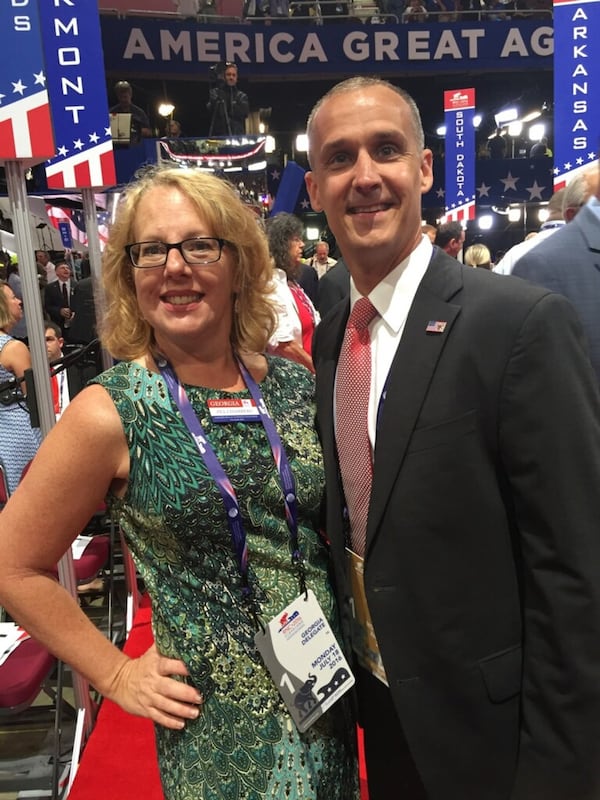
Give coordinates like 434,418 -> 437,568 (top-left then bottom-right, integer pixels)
425,320 -> 447,334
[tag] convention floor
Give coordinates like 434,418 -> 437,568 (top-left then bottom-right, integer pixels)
0,561 -> 131,800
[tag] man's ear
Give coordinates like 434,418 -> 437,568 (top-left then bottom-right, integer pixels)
420,149 -> 434,195
305,171 -> 323,213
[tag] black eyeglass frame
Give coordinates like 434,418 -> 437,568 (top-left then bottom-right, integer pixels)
125,237 -> 228,269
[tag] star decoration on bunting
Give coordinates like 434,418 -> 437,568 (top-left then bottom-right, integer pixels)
525,180 -> 545,200
477,182 -> 491,197
500,172 -> 519,191
33,71 -> 46,86
12,79 -> 26,95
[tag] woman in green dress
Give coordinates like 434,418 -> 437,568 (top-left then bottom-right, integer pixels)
0,167 -> 358,800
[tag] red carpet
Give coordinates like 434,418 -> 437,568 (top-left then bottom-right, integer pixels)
69,600 -> 368,799
68,602 -> 163,800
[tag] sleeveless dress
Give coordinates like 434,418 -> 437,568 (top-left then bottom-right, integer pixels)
0,333 -> 43,494
92,357 -> 358,800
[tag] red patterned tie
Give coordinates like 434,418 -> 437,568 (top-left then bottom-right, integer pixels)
335,297 -> 378,556
51,373 -> 60,416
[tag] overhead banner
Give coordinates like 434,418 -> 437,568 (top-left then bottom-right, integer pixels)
38,1 -> 116,189
552,0 -> 599,189
99,18 -> 554,77
443,88 -> 476,222
0,3 -> 55,165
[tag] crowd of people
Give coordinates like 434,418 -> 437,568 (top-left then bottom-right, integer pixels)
1,75 -> 599,800
0,251 -> 98,493
163,0 -> 554,17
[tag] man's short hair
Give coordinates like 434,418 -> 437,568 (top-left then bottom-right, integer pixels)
435,222 -> 463,249
46,321 -> 62,339
114,80 -> 132,92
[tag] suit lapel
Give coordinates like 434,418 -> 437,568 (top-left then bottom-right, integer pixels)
314,300 -> 349,482
366,252 -> 463,552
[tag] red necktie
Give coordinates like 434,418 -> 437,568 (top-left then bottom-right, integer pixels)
51,373 -> 60,416
335,297 -> 378,556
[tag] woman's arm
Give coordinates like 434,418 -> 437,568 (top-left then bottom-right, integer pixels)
0,384 -> 203,728
271,340 -> 315,373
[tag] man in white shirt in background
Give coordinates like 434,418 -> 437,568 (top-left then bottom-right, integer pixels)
36,249 -> 56,285
308,240 -> 337,279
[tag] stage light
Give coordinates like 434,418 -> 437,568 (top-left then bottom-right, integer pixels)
265,135 -> 276,153
436,125 -> 447,136
248,160 -> 267,171
538,207 -> 549,223
158,102 -> 175,117
473,114 -> 482,128
495,107 -> 518,126
295,134 -> 308,153
507,121 -> 522,137
478,214 -> 494,230
528,123 -> 546,142
306,227 -> 320,241
508,207 -> 522,222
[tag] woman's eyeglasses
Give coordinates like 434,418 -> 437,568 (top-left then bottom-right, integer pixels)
125,237 -> 228,268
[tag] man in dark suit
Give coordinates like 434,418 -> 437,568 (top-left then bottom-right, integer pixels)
513,166 -> 600,384
305,77 -> 600,800
44,260 -> 73,336
45,322 -> 99,416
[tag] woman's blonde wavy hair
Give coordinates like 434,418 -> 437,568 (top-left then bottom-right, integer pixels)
100,165 -> 276,361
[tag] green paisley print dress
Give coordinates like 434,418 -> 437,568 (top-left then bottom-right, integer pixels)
92,357 -> 358,800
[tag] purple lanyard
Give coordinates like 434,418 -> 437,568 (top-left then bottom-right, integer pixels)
157,355 -> 305,604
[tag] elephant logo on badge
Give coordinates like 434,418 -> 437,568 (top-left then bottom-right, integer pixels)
294,673 -> 318,715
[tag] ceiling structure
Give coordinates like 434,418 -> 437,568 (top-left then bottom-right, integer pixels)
99,2 -> 554,149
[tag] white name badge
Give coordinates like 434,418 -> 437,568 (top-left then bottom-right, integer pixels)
207,398 -> 261,422
255,589 -> 355,732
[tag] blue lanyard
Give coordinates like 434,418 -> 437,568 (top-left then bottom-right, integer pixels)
157,355 -> 306,606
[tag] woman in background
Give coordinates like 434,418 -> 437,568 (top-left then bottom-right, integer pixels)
0,281 -> 42,493
266,212 -> 320,373
6,261 -> 28,343
464,243 -> 492,270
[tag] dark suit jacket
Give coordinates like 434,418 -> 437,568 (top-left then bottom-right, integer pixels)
313,249 -> 600,800
67,277 -> 97,345
44,280 -> 72,335
317,258 -> 350,317
513,200 -> 600,384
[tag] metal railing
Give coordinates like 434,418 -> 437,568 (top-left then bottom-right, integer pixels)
99,3 -> 552,24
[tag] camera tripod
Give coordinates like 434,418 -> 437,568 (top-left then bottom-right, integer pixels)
209,86 -> 233,136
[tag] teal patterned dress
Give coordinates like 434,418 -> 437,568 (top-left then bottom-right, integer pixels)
92,357 -> 358,800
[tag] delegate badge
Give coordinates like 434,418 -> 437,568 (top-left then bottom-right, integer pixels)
255,589 -> 355,732
207,398 -> 261,422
